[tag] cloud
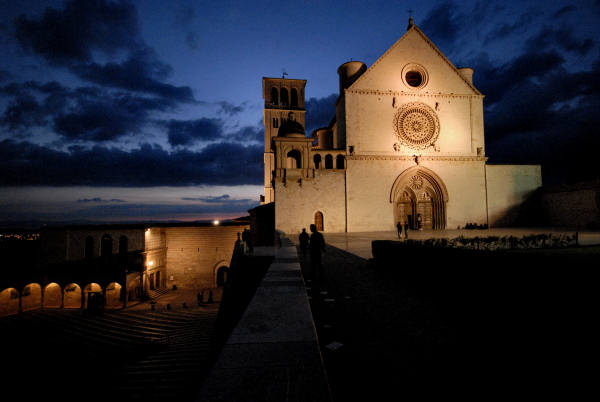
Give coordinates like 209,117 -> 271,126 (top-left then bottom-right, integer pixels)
77,198 -> 126,203
0,140 -> 263,186
14,0 -> 139,64
73,200 -> 259,219
2,94 -> 47,130
483,55 -> 600,185
217,101 -> 244,116
13,0 -> 195,103
163,118 -> 224,146
476,51 -> 564,105
305,94 -> 337,134
182,195 -> 231,202
553,5 -> 577,18
420,2 -> 461,52
0,80 -> 177,140
70,48 -> 195,102
526,26 -> 594,56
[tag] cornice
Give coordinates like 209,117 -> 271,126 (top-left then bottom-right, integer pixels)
347,155 -> 488,162
345,88 -> 483,99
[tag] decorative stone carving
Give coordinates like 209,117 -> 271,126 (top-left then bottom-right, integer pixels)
393,102 -> 440,150
409,175 -> 423,190
393,142 -> 401,152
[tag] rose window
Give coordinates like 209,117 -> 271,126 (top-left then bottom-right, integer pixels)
393,102 -> 440,150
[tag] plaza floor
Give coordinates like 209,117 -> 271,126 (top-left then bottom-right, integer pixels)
307,228 -> 600,259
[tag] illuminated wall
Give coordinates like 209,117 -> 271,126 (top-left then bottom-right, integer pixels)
165,225 -> 247,290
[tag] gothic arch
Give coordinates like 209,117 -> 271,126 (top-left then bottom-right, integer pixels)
390,166 -> 448,229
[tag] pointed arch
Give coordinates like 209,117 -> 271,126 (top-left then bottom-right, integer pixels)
390,166 -> 448,230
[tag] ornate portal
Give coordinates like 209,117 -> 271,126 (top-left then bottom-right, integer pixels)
393,102 -> 440,150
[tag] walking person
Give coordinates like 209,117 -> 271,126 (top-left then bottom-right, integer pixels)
397,221 -> 404,240
299,228 -> 309,255
309,224 -> 326,282
404,221 -> 409,239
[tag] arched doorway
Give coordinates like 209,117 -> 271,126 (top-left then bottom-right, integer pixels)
390,167 -> 448,230
216,266 -> 230,287
314,211 -> 324,231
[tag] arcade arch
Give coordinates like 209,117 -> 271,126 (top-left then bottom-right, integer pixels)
21,283 -> 42,312
43,283 -> 62,308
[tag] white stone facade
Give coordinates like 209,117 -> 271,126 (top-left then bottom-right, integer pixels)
264,21 -> 541,235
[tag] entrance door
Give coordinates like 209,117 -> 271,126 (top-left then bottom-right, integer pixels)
155,271 -> 161,289
149,273 -> 155,290
314,211 -> 324,231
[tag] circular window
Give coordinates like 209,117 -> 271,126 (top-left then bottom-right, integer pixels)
401,63 -> 428,89
405,71 -> 423,87
393,102 -> 440,150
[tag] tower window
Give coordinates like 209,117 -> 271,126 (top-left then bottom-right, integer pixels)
273,117 -> 278,128
280,88 -> 289,106
291,88 -> 298,107
271,87 -> 279,105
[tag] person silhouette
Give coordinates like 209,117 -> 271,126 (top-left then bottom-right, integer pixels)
299,228 -> 309,255
309,224 -> 326,282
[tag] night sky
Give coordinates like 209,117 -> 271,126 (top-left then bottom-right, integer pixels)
1,0 -> 599,224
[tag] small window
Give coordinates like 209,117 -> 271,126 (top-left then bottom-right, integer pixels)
273,117 -> 278,128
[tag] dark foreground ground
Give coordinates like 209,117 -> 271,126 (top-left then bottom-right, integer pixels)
300,244 -> 599,400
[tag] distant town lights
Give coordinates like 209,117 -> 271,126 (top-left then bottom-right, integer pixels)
213,220 -> 220,225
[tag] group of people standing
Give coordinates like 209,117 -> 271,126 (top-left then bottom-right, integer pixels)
396,213 -> 423,240
298,224 -> 326,282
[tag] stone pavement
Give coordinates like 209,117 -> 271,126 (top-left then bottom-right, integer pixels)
305,228 -> 599,259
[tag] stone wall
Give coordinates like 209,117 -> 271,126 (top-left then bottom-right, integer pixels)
165,225 -> 247,290
275,170 -> 346,235
485,165 -> 542,227
540,186 -> 600,229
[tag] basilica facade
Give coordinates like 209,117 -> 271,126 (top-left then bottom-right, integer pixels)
262,20 -> 541,234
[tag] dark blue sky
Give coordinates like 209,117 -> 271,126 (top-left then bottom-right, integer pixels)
0,0 -> 599,223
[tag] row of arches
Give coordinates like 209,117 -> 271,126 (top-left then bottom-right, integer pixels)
284,151 -> 346,170
270,87 -> 299,107
0,282 -> 127,317
314,154 -> 345,170
85,234 -> 128,259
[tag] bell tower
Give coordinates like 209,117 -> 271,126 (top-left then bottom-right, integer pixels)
261,77 -> 307,204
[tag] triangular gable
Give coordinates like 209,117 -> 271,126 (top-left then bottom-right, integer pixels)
348,25 -> 481,95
